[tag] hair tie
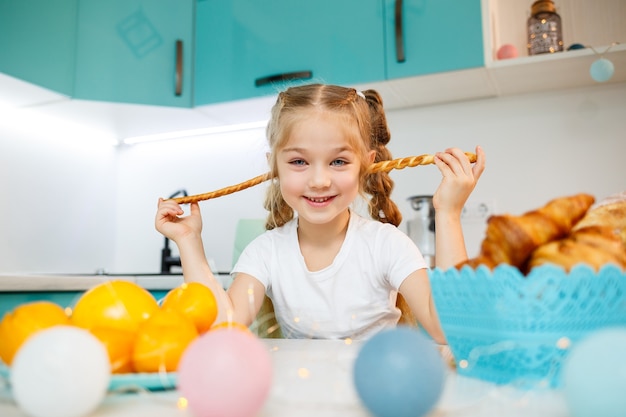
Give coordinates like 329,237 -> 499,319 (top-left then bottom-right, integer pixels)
356,90 -> 365,99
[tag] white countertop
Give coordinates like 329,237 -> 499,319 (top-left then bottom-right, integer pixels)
0,273 -> 235,292
0,274 -> 183,292
0,339 -> 571,417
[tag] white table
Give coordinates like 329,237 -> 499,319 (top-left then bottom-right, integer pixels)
0,339 -> 571,417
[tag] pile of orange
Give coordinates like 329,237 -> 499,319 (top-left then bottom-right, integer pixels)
0,280 -> 226,374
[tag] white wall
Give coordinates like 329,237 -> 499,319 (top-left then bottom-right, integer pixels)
1,82 -> 624,274
386,82 -> 626,256
0,109 -> 117,274
113,128 -> 270,274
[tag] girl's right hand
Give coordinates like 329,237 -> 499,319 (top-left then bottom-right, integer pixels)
155,199 -> 203,242
432,146 -> 485,216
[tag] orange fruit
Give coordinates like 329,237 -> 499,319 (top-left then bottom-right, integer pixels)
71,280 -> 159,333
161,282 -> 218,334
132,308 -> 199,373
90,326 -> 136,374
0,301 -> 70,365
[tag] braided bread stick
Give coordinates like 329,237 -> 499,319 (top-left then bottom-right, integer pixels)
171,152 -> 477,204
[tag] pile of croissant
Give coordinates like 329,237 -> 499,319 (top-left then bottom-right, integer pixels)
457,192 -> 626,273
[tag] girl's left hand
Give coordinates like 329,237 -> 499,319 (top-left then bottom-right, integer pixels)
432,146 -> 485,215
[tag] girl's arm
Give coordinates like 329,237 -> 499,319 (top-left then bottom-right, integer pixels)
400,146 -> 485,344
155,200 -> 264,326
432,146 -> 486,268
226,273 -> 268,326
399,269 -> 446,344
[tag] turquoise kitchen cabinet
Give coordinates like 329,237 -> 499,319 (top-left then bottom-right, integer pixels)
73,0 -> 194,107
0,289 -> 170,320
1,0 -> 485,108
0,0 -> 77,96
194,0 -> 386,105
384,0 -> 484,79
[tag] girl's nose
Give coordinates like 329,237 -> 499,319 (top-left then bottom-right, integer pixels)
308,165 -> 331,188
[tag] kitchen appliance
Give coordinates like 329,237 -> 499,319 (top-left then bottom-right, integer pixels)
406,195 -> 436,268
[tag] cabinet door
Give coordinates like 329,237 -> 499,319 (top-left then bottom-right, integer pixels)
74,0 -> 193,107
195,0 -> 385,106
384,0 -> 484,79
0,0 -> 77,96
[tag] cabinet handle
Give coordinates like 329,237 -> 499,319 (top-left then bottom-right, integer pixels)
395,0 -> 406,63
175,40 -> 183,96
255,71 -> 313,87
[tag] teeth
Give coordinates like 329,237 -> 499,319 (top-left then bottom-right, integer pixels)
308,197 -> 329,203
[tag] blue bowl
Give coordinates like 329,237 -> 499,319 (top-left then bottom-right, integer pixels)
430,264 -> 626,388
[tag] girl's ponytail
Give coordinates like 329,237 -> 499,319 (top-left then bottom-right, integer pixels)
362,90 -> 402,227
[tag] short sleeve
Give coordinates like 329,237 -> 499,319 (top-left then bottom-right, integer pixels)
378,223 -> 427,290
231,233 -> 272,289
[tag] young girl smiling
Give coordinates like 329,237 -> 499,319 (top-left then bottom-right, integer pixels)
156,84 -> 485,342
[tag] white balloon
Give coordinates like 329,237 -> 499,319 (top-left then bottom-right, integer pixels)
11,325 -> 111,417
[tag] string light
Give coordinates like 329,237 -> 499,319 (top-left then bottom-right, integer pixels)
297,368 -> 310,379
452,337 -> 573,390
176,396 -> 188,410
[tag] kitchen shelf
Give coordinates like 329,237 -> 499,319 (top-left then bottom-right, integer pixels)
355,43 -> 625,112
483,0 -> 626,96
485,0 -> 625,63
487,43 -> 626,97
355,0 -> 626,111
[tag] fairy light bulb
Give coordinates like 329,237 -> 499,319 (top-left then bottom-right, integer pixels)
354,328 -> 445,417
590,58 -> 615,82
178,329 -> 272,417
562,328 -> 626,417
588,43 -> 618,83
11,326 -> 110,417
297,368 -> 310,379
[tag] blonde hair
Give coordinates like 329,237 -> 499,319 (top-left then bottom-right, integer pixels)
263,83 -> 401,230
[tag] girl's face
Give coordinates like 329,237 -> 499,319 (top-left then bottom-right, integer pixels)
276,111 -> 368,228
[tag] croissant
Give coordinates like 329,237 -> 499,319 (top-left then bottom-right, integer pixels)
457,193 -> 595,271
528,225 -> 626,271
572,195 -> 626,246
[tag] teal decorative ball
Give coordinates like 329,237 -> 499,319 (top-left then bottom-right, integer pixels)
562,327 -> 626,417
353,327 -> 445,417
590,58 -> 615,82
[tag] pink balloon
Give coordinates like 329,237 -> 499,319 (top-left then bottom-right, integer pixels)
178,329 -> 273,417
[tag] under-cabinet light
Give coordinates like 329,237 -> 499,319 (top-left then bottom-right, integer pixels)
0,106 -> 118,147
122,120 -> 268,145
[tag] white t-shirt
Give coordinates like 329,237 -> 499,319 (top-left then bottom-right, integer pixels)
232,212 -> 427,339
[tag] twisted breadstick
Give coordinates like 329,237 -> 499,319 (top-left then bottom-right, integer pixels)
172,152 -> 477,204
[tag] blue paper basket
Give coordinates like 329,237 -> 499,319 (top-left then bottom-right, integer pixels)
430,264 -> 626,388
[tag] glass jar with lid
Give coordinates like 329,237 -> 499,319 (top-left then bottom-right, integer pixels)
527,0 -> 563,55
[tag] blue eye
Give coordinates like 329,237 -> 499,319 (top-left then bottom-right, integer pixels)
290,159 -> 306,166
331,159 -> 347,166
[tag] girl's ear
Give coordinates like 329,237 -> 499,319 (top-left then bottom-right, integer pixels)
266,152 -> 271,163
367,150 -> 376,164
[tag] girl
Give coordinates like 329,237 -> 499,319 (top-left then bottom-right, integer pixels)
156,84 -> 485,343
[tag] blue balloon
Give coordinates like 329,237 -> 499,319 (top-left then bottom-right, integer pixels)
561,327 -> 626,417
353,327 -> 445,417
590,58 -> 615,82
